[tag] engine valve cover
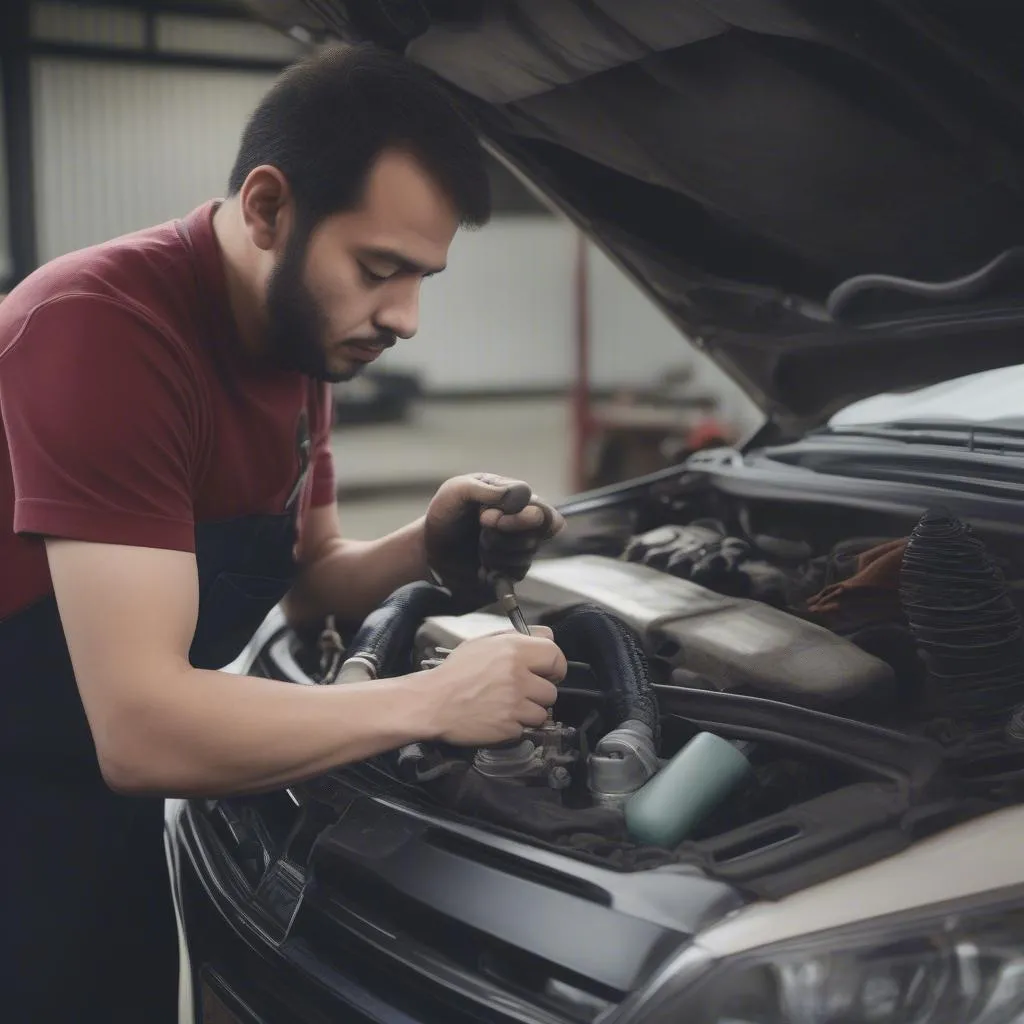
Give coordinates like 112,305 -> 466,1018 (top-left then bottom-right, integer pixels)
517,556 -> 894,706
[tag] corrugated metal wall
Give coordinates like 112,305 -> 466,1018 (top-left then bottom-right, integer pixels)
31,1 -> 145,48
155,14 -> 305,61
28,2 -> 300,262
32,59 -> 277,261
30,2 -> 300,59
0,73 -> 10,283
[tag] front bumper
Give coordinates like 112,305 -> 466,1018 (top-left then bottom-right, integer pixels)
166,777 -> 739,1024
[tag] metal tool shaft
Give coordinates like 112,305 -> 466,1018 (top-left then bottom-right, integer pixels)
485,484 -> 536,637
493,575 -> 531,635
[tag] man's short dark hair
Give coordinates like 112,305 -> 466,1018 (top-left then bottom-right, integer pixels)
228,43 -> 491,228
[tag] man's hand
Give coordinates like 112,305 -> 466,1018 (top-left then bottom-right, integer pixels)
416,627 -> 566,746
424,473 -> 565,598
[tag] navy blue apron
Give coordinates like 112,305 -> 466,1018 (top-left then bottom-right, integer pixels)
0,418 -> 311,1021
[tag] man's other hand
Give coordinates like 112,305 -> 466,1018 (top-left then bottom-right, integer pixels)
423,472 -> 564,596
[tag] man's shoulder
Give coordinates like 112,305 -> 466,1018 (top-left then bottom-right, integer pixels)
0,207 -> 209,355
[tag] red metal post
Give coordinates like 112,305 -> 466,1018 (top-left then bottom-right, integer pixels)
571,231 -> 591,493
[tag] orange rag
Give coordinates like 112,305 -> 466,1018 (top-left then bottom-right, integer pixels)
805,538 -> 908,628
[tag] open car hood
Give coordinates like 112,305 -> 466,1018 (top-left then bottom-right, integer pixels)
244,0 -> 1024,428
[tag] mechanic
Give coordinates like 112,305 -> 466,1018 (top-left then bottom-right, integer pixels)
0,45 -> 566,1023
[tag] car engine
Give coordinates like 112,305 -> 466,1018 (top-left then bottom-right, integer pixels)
268,507 -> 1024,874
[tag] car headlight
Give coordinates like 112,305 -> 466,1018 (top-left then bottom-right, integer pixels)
648,890 -> 1024,1024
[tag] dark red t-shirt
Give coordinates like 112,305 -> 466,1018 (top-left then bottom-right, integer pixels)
0,201 -> 335,621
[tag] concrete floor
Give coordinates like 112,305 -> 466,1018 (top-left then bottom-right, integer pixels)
331,397 -> 572,539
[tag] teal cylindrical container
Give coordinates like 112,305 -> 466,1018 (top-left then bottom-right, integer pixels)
624,732 -> 752,848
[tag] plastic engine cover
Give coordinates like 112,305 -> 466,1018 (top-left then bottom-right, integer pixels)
414,612 -> 512,664
516,556 -> 895,706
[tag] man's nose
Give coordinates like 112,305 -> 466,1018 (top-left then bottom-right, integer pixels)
375,278 -> 421,340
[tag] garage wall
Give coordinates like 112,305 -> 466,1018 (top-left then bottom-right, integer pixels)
398,221 -> 761,430
32,58 -> 277,262
30,1 -> 302,59
0,74 -> 10,284
28,1 -> 300,261
394,217 -> 574,391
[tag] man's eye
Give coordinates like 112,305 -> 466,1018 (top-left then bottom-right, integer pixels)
360,264 -> 390,284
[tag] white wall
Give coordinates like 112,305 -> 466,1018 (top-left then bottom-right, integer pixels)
32,59 -> 278,262
392,217 -> 576,390
28,1 -> 299,260
395,218 -> 761,430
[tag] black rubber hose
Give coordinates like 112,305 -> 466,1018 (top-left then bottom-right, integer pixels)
826,247 -> 1024,320
548,605 -> 659,741
345,582 -> 454,679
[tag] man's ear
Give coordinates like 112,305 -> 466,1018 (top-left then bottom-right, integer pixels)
239,165 -> 293,253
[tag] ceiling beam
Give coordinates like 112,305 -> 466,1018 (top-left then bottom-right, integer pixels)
51,0 -> 256,24
29,39 -> 288,73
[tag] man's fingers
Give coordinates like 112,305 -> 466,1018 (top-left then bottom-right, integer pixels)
460,474 -> 532,513
522,674 -> 559,707
480,531 -> 540,555
519,701 -> 551,728
494,480 -> 533,514
480,500 -> 563,536
488,505 -> 546,532
480,625 -> 553,642
516,636 -> 567,682
479,507 -> 502,529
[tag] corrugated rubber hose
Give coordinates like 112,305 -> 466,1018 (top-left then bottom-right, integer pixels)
548,604 -> 660,742
900,509 -> 1024,736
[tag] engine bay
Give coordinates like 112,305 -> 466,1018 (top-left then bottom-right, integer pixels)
273,497 -> 1024,893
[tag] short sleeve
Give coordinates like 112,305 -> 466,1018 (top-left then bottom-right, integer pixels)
1,295 -> 201,551
308,381 -> 335,508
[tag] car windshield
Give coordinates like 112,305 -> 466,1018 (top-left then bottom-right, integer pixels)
828,363 -> 1024,432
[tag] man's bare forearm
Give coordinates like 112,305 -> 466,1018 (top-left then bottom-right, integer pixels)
284,516 -> 430,626
100,664 -> 442,797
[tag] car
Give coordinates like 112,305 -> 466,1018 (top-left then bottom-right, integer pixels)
167,2 -> 1024,1022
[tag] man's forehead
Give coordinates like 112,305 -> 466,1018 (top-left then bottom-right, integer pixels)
363,149 -> 457,222
319,173 -> 456,272
309,150 -> 456,262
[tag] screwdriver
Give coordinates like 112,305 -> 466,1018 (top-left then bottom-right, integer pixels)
484,481 -> 535,637
491,572 -> 555,727
492,575 -> 531,636
484,484 -> 555,726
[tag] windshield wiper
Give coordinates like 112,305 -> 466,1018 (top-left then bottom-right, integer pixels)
823,421 -> 1024,454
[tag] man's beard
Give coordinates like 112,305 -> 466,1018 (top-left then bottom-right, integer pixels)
264,226 -> 394,383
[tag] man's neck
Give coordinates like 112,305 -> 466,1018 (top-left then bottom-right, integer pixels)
212,199 -> 269,362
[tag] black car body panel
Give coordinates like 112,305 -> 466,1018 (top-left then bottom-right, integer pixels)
172,772 -> 744,1023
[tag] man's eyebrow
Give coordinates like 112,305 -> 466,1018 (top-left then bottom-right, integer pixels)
361,247 -> 447,277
